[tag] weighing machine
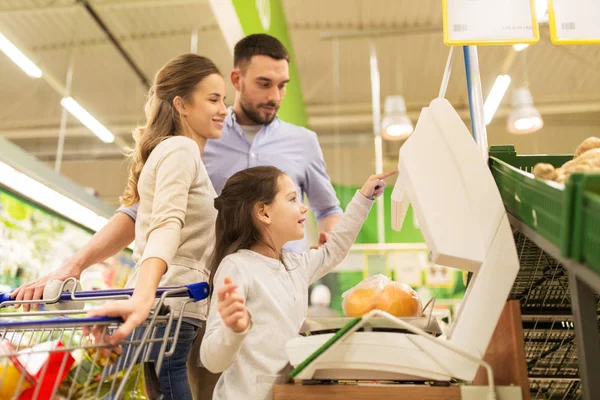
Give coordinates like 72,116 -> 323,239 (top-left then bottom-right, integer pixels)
285,98 -> 521,387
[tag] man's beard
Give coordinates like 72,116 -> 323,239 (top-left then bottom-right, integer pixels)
240,98 -> 278,125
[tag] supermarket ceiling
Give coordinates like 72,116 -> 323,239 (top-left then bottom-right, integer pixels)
1,0 -> 600,162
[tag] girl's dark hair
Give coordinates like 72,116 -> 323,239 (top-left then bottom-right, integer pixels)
208,166 -> 286,289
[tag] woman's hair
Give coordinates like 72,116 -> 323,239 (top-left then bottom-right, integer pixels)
120,54 -> 221,207
208,166 -> 285,288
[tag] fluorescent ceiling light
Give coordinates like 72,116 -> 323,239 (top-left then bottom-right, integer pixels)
61,97 -> 115,144
0,161 -> 108,232
484,75 -> 512,125
513,44 -> 529,51
0,33 -> 42,78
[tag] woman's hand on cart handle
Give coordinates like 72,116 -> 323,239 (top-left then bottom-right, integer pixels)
84,296 -> 153,356
10,263 -> 82,312
83,258 -> 166,356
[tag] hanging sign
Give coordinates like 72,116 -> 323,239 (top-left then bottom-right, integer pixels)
443,0 -> 540,46
548,0 -> 600,45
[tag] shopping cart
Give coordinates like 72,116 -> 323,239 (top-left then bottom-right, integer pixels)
0,278 -> 209,400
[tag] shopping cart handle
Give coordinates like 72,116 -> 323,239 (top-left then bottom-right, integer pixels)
0,315 -> 124,329
0,293 -> 14,303
185,282 -> 210,302
61,282 -> 210,301
0,282 -> 210,304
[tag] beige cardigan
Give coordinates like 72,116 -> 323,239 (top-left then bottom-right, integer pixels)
126,136 -> 217,320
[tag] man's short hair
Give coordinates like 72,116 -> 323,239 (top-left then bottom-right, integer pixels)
234,34 -> 290,70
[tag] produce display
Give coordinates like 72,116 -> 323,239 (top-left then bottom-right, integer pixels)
342,274 -> 422,318
0,188 -> 134,294
533,137 -> 600,183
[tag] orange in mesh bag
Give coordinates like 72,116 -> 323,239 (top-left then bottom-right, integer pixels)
342,274 -> 422,318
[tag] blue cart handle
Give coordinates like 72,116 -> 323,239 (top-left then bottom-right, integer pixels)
0,282 -> 210,304
0,316 -> 125,329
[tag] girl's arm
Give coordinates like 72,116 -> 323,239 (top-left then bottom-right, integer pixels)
200,258 -> 251,373
296,171 -> 396,285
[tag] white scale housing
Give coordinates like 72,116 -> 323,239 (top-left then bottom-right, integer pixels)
286,98 -> 520,382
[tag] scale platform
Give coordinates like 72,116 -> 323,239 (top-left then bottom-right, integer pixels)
299,317 -> 443,337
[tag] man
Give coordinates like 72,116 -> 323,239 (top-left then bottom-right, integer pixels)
13,34 -> 341,399
203,33 -> 341,252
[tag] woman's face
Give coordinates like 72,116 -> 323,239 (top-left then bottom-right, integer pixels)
182,73 -> 228,140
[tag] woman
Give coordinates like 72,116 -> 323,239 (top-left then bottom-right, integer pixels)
88,53 -> 227,400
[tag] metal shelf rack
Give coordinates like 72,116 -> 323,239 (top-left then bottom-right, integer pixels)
509,216 -> 600,400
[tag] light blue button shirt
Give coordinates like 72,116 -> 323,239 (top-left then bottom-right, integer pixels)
120,108 -> 342,253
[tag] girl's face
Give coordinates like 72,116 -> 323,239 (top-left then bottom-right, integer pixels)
261,174 -> 308,246
182,73 -> 228,140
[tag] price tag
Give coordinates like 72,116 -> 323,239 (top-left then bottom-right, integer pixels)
443,0 -> 540,45
363,252 -> 389,278
389,251 -> 424,286
549,0 -> 600,44
425,264 -> 454,288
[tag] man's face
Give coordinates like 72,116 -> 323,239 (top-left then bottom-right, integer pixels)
236,55 -> 289,125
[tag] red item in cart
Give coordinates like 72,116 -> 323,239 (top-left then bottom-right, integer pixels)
16,340 -> 75,400
0,340 -> 36,400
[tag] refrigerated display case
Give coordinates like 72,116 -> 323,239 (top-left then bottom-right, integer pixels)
0,186 -> 133,294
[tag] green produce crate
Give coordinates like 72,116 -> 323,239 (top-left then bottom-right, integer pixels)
582,192 -> 600,275
568,173 -> 600,275
489,145 -> 573,256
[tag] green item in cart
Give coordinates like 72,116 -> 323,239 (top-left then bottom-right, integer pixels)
121,362 -> 162,400
72,361 -> 161,400
66,345 -> 120,386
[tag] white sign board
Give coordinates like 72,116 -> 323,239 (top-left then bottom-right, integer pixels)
443,0 -> 539,45
549,0 -> 600,44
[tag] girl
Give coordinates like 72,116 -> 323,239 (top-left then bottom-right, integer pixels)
200,166 -> 395,399
87,54 -> 227,399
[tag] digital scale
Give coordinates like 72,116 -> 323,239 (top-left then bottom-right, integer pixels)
285,98 -> 521,389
